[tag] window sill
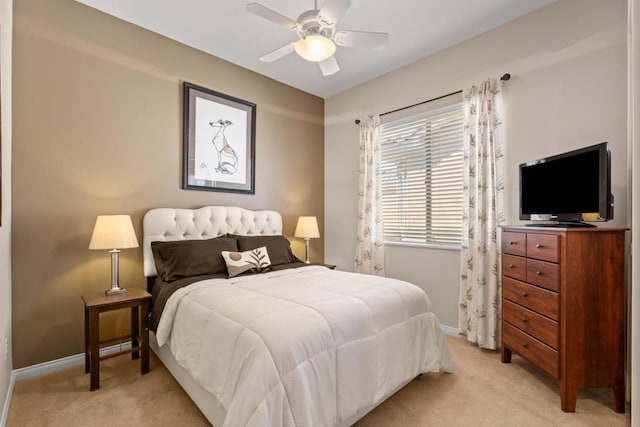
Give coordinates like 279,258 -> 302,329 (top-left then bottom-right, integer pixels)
384,241 -> 461,251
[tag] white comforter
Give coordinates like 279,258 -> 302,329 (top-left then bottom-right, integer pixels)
156,266 -> 455,427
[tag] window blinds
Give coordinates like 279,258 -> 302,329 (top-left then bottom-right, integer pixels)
380,105 -> 464,246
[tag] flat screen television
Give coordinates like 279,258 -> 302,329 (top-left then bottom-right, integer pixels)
519,142 -> 613,227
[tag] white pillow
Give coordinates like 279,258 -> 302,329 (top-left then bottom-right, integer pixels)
221,246 -> 272,277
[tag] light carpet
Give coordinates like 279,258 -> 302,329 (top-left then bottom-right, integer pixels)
6,336 -> 630,426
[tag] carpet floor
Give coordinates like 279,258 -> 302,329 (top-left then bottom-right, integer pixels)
6,336 -> 631,426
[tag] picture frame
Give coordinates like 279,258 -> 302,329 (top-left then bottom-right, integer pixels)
183,82 -> 256,194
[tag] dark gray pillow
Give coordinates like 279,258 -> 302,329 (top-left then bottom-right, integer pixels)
234,235 -> 298,266
151,236 -> 238,282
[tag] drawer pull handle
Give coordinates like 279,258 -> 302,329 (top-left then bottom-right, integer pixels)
522,318 -> 528,323
522,343 -> 528,348
536,243 -> 542,248
508,264 -> 514,268
535,270 -> 542,276
522,292 -> 528,298
509,240 -> 515,245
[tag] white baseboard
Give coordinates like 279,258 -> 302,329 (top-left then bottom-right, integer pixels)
13,341 -> 132,382
0,341 -> 132,427
441,324 -> 460,338
0,371 -> 15,427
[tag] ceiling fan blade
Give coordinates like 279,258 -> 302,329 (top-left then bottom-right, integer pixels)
246,3 -> 298,31
334,30 -> 389,49
318,0 -> 352,27
319,55 -> 340,76
259,42 -> 296,62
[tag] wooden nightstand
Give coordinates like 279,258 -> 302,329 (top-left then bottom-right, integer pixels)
82,288 -> 152,391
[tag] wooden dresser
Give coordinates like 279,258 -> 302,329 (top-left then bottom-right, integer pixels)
500,226 -> 626,413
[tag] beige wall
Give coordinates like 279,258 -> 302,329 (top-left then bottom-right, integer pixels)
325,0 -> 628,329
0,0 -> 12,417
12,0 -> 324,368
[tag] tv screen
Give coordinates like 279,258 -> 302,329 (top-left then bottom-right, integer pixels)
519,142 -> 612,226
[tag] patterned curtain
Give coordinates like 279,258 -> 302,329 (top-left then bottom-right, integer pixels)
458,78 -> 505,350
355,115 -> 385,276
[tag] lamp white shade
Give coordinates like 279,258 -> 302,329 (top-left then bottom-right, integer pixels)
295,216 -> 320,239
89,215 -> 139,250
294,35 -> 336,62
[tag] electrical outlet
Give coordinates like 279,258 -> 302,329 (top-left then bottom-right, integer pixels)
4,338 -> 7,360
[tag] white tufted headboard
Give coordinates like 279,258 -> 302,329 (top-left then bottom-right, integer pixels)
142,206 -> 283,277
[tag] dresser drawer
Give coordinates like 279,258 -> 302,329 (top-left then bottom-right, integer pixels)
502,231 -> 526,256
502,277 -> 559,321
503,255 -> 526,281
503,299 -> 559,349
503,322 -> 559,379
526,258 -> 560,292
526,233 -> 559,263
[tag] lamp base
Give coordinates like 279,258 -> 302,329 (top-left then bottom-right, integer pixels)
304,238 -> 311,264
105,287 -> 127,296
105,249 -> 126,295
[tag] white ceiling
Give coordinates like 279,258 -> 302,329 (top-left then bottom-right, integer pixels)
75,0 -> 557,98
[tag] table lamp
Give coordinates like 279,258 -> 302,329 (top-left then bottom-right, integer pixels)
89,215 -> 139,295
294,216 -> 320,264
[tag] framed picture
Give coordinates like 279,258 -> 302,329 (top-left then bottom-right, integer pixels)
183,82 -> 256,194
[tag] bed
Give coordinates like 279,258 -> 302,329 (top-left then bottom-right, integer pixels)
143,206 -> 455,427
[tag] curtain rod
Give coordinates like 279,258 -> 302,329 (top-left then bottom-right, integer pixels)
354,73 -> 511,125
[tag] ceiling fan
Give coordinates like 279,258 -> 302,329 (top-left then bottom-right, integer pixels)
246,0 -> 389,76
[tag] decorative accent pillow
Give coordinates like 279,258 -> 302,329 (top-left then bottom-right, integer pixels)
234,235 -> 299,265
222,246 -> 272,277
151,236 -> 238,282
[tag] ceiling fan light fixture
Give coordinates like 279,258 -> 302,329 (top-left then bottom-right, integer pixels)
294,34 -> 336,62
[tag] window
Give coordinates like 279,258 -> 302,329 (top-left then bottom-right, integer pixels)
380,104 -> 464,247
